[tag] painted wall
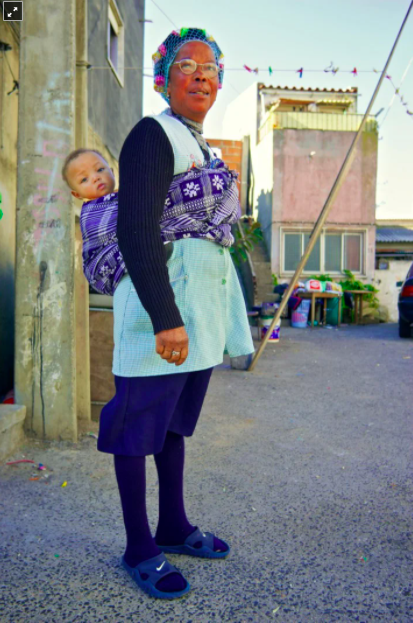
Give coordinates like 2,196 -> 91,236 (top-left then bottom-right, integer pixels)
270,128 -> 377,280
250,130 -> 274,256
88,0 -> 145,158
0,23 -> 19,398
373,259 -> 413,322
222,83 -> 259,145
272,129 -> 378,225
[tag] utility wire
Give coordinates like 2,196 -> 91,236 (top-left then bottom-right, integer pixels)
149,0 -> 178,28
147,0 -> 240,94
381,57 -> 413,126
88,66 -> 395,74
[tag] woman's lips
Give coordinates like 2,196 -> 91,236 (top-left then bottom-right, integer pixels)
188,92 -> 209,99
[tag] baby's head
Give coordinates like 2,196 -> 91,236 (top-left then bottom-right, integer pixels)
62,148 -> 116,201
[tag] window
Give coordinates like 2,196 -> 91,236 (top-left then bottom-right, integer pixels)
325,234 -> 342,272
284,233 -> 301,271
303,233 -> 321,272
283,232 -> 320,273
282,230 -> 364,275
344,234 -> 362,272
107,0 -> 124,86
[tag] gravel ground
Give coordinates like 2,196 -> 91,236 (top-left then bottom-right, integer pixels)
1,323 -> 412,622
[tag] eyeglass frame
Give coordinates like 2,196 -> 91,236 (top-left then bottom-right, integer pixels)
171,59 -> 219,77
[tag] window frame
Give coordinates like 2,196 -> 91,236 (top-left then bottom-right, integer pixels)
107,0 -> 125,87
280,228 -> 366,276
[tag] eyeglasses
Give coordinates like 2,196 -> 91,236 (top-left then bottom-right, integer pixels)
172,59 -> 219,78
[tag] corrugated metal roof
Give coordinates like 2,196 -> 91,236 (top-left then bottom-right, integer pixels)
376,227 -> 413,243
258,84 -> 358,94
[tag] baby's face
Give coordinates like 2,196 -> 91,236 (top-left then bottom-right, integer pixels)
67,152 -> 116,200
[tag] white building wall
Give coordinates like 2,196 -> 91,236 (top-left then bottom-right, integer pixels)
222,83 -> 259,143
373,259 -> 412,322
250,131 -> 274,259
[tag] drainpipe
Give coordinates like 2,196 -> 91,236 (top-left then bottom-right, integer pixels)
74,0 -> 91,421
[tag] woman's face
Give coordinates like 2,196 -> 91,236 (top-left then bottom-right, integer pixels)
167,41 -> 219,123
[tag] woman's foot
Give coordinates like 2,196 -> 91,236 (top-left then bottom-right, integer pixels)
122,553 -> 190,598
156,527 -> 230,558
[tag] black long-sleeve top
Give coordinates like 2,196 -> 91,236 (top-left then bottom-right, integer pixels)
117,117 -> 184,334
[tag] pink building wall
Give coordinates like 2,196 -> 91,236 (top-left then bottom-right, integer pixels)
268,129 -> 378,279
273,129 -> 378,225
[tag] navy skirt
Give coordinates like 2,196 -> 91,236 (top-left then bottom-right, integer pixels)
97,367 -> 214,456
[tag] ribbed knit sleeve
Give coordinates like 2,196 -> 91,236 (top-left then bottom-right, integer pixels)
117,117 -> 184,334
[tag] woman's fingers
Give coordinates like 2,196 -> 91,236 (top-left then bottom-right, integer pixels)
155,327 -> 189,365
175,344 -> 189,366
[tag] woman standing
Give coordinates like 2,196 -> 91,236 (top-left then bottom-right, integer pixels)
98,28 -> 254,599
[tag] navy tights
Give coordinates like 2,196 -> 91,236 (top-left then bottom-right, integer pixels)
114,431 -> 226,594
114,431 -> 194,594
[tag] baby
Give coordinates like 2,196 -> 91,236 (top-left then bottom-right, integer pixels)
63,148 -> 116,202
62,148 -> 126,296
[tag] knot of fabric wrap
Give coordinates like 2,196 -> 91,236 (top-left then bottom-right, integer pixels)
80,159 -> 241,296
159,159 -> 240,246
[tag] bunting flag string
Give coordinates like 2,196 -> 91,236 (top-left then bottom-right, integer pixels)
87,61 -> 413,118
385,73 -> 412,115
239,65 -> 379,75
324,61 -> 339,74
239,62 -> 413,118
243,64 -> 259,74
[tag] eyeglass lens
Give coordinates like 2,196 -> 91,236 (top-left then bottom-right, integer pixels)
178,59 -> 218,76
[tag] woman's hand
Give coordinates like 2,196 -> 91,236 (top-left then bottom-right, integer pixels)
155,326 -> 189,366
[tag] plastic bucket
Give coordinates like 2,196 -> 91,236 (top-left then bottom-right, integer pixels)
291,299 -> 311,328
259,316 -> 280,342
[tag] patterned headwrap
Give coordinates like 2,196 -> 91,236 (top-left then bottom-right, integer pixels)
153,27 -> 224,102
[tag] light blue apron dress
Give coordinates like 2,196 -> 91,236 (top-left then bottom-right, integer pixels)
112,111 -> 254,377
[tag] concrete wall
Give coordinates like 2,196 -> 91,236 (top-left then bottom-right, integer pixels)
14,0 -> 78,440
373,259 -> 413,322
272,129 -> 377,226
270,128 -> 377,280
87,0 -> 144,158
0,23 -> 19,398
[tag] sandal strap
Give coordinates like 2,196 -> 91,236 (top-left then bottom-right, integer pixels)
135,553 -> 180,584
184,527 -> 214,550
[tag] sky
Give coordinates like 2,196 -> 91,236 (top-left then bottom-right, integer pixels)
142,0 -> 413,221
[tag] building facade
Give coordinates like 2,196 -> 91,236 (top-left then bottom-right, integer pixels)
374,221 -> 413,321
223,83 -> 379,284
0,0 -> 145,441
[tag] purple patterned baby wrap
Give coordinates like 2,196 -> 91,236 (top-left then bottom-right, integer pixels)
80,192 -> 126,296
160,159 -> 240,245
80,159 -> 240,296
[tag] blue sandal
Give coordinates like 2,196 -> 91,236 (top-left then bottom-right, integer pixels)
158,528 -> 230,559
122,553 -> 191,599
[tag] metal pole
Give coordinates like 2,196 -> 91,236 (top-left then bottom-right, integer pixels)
248,0 -> 413,372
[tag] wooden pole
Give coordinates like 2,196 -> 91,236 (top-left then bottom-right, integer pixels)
248,0 -> 413,372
